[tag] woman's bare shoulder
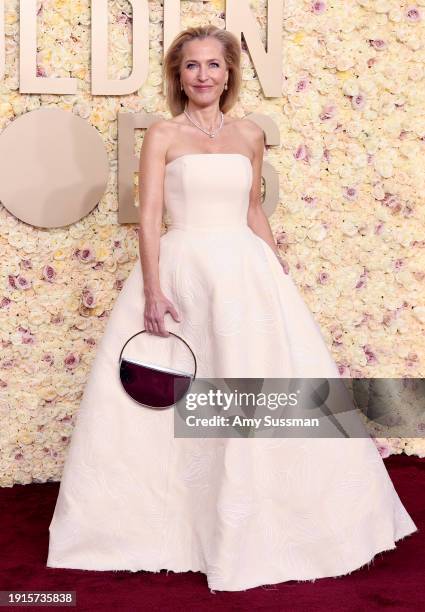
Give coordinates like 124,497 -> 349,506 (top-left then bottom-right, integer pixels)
147,116 -> 183,135
227,117 -> 264,154
144,117 -> 183,152
237,117 -> 264,139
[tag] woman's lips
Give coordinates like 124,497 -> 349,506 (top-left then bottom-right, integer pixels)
194,86 -> 212,90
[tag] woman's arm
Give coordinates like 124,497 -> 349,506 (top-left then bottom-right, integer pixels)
138,121 -> 180,335
245,121 -> 287,271
138,120 -> 168,297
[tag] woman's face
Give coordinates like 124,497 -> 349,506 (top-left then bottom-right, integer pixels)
179,37 -> 229,107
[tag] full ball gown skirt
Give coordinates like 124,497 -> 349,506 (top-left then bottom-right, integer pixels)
47,154 -> 418,592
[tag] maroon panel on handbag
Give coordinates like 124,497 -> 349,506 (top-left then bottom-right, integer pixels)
118,330 -> 197,409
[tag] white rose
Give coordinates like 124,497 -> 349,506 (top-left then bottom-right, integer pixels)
389,8 -> 403,22
374,156 -> 394,178
307,224 -> 327,242
374,0 -> 391,13
342,78 -> 359,97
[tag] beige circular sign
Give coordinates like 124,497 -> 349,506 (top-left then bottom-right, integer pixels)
0,107 -> 109,228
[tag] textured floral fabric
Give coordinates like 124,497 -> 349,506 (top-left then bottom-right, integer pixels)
47,154 -> 418,592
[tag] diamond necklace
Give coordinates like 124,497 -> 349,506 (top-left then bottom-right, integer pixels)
183,106 -> 224,139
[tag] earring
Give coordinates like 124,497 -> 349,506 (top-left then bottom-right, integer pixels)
224,81 -> 228,90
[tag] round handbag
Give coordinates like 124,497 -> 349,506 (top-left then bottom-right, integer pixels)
118,329 -> 197,409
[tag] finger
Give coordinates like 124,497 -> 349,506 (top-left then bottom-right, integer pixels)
157,319 -> 169,337
146,317 -> 156,335
145,317 -> 153,334
168,304 -> 181,322
152,319 -> 160,336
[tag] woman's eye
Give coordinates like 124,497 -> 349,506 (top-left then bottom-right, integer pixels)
186,62 -> 220,68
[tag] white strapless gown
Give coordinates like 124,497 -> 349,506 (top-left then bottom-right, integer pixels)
47,153 -> 418,592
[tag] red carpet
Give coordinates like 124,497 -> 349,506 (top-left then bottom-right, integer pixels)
1,454 -> 423,611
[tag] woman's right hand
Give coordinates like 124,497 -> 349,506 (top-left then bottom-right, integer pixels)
144,291 -> 181,337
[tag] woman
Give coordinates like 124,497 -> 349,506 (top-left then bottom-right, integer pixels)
47,25 -> 417,592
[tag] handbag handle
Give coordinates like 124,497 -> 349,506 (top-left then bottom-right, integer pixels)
118,329 -> 197,379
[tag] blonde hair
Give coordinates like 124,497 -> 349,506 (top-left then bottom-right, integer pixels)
163,25 -> 242,116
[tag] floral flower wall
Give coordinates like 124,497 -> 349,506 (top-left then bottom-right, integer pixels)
0,0 -> 424,487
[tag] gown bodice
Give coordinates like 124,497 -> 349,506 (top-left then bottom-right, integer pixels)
163,153 -> 253,230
